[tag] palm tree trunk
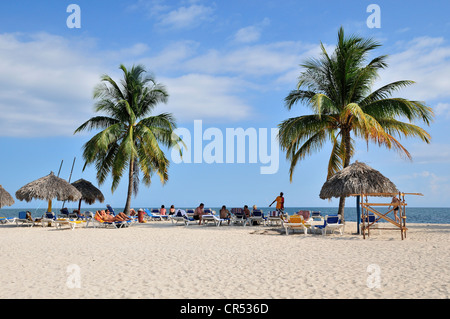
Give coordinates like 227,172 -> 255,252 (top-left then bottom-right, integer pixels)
337,128 -> 352,221
124,158 -> 134,214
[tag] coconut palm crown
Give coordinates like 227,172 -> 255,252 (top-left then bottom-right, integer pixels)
74,64 -> 182,214
278,27 -> 434,218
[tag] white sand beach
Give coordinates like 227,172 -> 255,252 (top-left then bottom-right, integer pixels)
0,221 -> 449,299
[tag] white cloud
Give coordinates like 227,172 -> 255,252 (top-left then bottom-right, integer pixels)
233,18 -> 271,44
375,36 -> 450,102
157,4 -> 215,29
0,32 -> 102,137
158,74 -> 252,122
0,32 -> 256,137
435,102 -> 450,119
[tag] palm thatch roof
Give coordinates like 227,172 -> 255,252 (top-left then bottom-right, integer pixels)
71,179 -> 104,205
0,185 -> 15,208
319,161 -> 398,199
15,171 -> 82,202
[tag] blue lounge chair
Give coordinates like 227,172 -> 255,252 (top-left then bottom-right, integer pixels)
15,211 -> 35,227
145,208 -> 163,221
59,207 -> 78,219
230,208 -> 246,226
246,209 -> 266,226
171,209 -> 187,224
313,215 -> 344,235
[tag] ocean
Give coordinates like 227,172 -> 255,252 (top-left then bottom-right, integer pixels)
1,206 -> 449,224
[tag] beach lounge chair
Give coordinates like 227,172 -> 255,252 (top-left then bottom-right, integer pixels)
266,211 -> 283,226
296,210 -> 311,221
144,208 -> 163,221
59,207 -> 78,219
183,214 -> 198,226
106,205 -> 134,227
186,209 -> 195,217
54,218 -> 86,230
171,209 -> 187,224
283,214 -> 311,235
89,211 -> 126,229
201,213 -> 227,227
230,208 -> 246,226
40,212 -> 58,227
156,208 -> 169,221
0,216 -> 17,224
313,215 -> 344,235
15,211 -> 35,227
245,209 -> 265,226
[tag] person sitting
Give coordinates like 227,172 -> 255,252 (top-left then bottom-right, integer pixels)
219,205 -> 231,225
243,205 -> 251,219
194,203 -> 205,225
160,205 -> 167,215
169,205 -> 176,215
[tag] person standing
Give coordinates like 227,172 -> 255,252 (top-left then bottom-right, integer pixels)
390,196 -> 401,223
269,192 -> 285,214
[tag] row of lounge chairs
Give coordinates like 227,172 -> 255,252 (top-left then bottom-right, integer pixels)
1,205 -> 136,230
166,208 -> 348,236
282,210 -> 345,236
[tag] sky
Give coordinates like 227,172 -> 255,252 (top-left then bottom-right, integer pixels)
1,0 -> 450,211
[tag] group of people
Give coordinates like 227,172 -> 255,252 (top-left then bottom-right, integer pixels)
191,192 -> 285,225
92,192 -> 286,225
94,210 -> 131,223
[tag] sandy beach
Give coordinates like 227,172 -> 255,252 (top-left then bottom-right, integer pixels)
0,221 -> 449,299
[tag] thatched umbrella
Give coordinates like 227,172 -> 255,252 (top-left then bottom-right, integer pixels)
0,185 -> 15,209
15,171 -> 82,212
319,161 -> 398,233
71,178 -> 105,213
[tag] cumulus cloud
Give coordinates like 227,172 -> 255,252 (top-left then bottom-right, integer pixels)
129,0 -> 215,30
158,74 -> 252,123
158,4 -> 215,29
375,36 -> 450,102
233,18 -> 271,44
0,32 -> 102,137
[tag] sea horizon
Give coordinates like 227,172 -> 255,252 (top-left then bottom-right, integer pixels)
2,206 -> 449,225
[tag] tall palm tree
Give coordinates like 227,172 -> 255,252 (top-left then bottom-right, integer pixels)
278,27 -> 434,219
75,64 -> 182,214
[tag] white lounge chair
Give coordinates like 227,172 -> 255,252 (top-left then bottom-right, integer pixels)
54,218 -> 86,230
201,214 -> 227,227
0,216 -> 17,224
245,209 -> 266,226
313,215 -> 344,235
15,211 -> 35,227
230,208 -> 246,226
283,214 -> 311,235
183,214 -> 198,226
266,211 -> 283,226
170,209 -> 187,224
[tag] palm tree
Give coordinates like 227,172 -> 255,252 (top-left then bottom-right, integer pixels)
74,64 -> 183,214
278,27 -> 434,219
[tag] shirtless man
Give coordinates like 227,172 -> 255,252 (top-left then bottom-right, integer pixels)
194,203 -> 205,225
390,196 -> 401,223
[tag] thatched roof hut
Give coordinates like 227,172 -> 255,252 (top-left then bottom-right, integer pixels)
319,161 -> 398,199
15,171 -> 82,212
0,185 -> 15,208
71,179 -> 104,212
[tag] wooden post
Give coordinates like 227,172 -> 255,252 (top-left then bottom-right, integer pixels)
356,195 -> 361,235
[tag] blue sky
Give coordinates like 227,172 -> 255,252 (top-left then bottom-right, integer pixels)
1,0 -> 450,211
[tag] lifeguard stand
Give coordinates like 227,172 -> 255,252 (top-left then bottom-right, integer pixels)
358,192 -> 423,240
